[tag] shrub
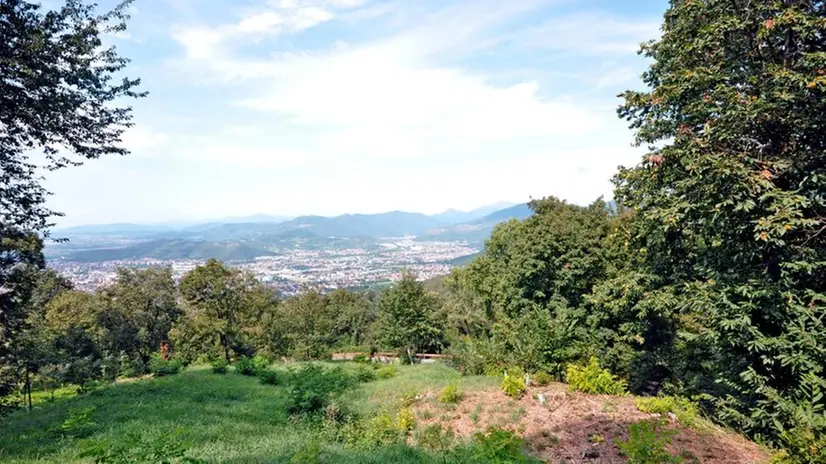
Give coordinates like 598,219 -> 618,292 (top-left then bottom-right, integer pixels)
636,396 -> 700,428
353,354 -> 370,363
285,364 -> 354,416
566,357 -> 627,395
149,354 -> 182,377
531,371 -> 553,386
502,373 -> 526,399
439,383 -> 463,404
251,355 -> 270,372
352,365 -> 376,383
363,408 -> 416,446
617,420 -> 680,464
211,358 -> 229,374
258,369 -> 279,385
468,427 -> 539,463
376,365 -> 398,380
235,356 -> 256,376
289,441 -> 322,464
417,423 -> 455,453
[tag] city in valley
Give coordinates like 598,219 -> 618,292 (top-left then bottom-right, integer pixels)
49,237 -> 479,294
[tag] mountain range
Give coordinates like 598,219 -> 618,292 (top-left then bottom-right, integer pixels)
52,202 -> 534,262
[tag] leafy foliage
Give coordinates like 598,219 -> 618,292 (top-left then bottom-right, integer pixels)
148,354 -> 182,377
258,369 -> 279,386
613,0 -> 826,451
0,0 -> 145,232
501,372 -> 526,399
530,371 -> 552,387
284,364 -> 354,416
374,271 -> 446,363
439,383 -> 462,404
636,396 -> 700,428
566,357 -> 627,395
376,365 -> 398,380
211,358 -> 228,375
617,420 -> 680,464
467,427 -> 539,464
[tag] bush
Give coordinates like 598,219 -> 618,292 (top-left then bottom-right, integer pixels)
251,355 -> 270,372
352,365 -> 377,383
363,408 -> 416,446
149,354 -> 182,377
285,364 -> 354,416
566,357 -> 627,395
235,356 -> 257,376
353,353 -> 370,363
211,358 -> 229,374
376,365 -> 398,380
468,427 -> 539,463
502,373 -> 526,399
417,423 -> 456,452
636,396 -> 700,428
617,419 -> 680,464
439,383 -> 463,404
258,369 -> 279,385
531,371 -> 553,386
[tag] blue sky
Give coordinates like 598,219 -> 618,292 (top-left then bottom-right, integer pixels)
44,0 -> 667,226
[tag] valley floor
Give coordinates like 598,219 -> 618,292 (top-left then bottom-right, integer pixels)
0,363 -> 768,463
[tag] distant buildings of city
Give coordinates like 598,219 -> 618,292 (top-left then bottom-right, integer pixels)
50,237 -> 478,294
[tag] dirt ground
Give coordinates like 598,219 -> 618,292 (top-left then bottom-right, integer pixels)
411,382 -> 768,464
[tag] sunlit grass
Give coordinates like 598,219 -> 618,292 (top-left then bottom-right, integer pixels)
0,363 -> 496,463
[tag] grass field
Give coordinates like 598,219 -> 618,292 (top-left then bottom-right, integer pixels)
0,363 -> 501,464
0,362 -> 768,463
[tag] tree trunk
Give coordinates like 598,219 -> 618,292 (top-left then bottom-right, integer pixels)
25,367 -> 32,412
222,334 -> 230,363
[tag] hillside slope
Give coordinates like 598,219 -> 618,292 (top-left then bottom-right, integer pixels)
0,363 -> 768,464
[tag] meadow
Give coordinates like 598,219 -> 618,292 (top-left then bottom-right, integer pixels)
0,362 -> 768,464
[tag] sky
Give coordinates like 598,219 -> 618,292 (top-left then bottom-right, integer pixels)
43,0 -> 668,226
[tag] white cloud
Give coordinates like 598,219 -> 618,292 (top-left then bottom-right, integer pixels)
514,13 -> 660,55
237,12 -> 284,33
120,125 -> 171,152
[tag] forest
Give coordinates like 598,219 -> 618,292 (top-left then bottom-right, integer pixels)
1,0 -> 825,463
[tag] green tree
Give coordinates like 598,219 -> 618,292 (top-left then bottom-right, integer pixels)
16,269 -> 74,408
278,291 -> 336,360
616,0 -> 826,451
447,197 -> 610,374
328,289 -> 376,348
0,228 -> 43,397
43,290 -> 104,387
96,267 -> 181,371
375,271 -> 445,363
0,0 -> 144,232
175,259 -> 261,362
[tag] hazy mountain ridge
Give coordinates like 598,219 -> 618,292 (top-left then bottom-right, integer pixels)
54,203 -> 532,262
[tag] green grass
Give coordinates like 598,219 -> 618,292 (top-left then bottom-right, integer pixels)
0,363 -> 499,464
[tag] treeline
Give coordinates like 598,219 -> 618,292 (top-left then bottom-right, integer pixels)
4,261 -> 456,398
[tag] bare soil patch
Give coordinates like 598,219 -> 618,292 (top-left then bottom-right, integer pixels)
411,382 -> 768,463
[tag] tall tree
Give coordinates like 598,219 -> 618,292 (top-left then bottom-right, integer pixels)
0,227 -> 43,396
1,0 -> 142,399
1,0 -> 145,231
97,267 -> 181,370
375,271 -> 445,363
176,260 -> 260,362
279,291 -> 337,360
617,0 -> 826,452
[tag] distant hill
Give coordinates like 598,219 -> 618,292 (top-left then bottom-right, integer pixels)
54,223 -> 173,236
66,240 -> 276,262
423,203 -> 533,242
